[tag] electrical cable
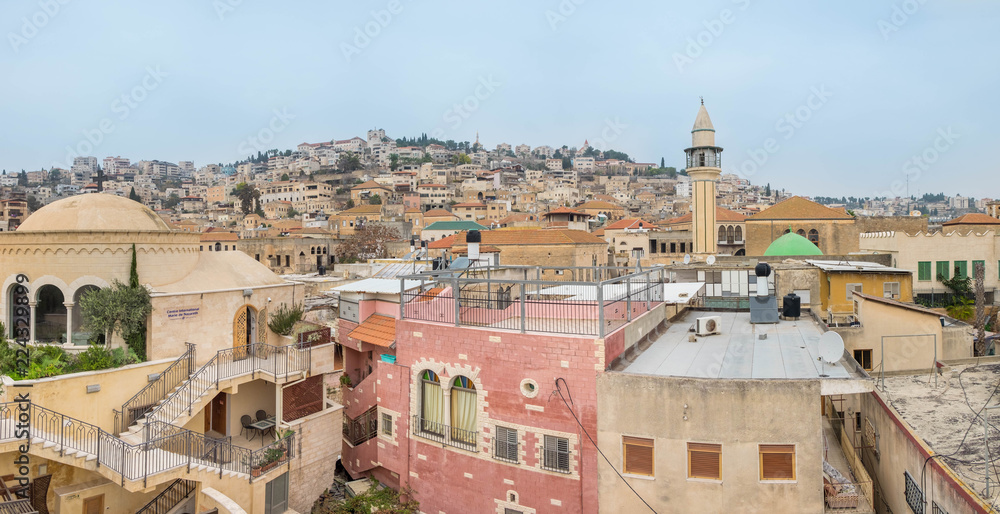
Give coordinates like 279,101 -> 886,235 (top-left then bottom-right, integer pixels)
553,378 -> 657,514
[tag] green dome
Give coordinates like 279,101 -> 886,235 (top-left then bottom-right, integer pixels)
764,232 -> 823,256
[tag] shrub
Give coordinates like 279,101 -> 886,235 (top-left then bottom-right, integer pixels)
268,303 -> 304,336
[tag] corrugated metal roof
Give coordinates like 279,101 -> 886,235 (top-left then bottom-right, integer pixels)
806,260 -> 910,274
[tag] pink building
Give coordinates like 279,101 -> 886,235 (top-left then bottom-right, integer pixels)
335,264 -> 666,513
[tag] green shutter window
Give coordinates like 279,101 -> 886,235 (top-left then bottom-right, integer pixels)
918,262 -> 931,281
936,261 -> 950,281
955,261 -> 968,280
973,260 -> 986,278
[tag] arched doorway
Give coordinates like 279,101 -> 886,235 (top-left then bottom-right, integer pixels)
73,285 -> 102,345
36,285 -> 66,343
233,305 -> 257,359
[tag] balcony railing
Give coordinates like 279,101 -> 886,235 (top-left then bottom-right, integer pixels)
401,266 -> 665,338
343,407 -> 378,446
411,415 -> 477,452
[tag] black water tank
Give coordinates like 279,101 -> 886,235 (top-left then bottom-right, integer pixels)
783,292 -> 801,318
467,230 -> 482,243
317,265 -> 326,276
755,262 -> 771,277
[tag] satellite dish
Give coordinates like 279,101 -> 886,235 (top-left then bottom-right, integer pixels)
683,254 -> 691,265
818,332 -> 845,363
706,255 -> 716,265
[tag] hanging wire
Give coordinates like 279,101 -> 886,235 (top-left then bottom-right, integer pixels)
553,377 -> 658,514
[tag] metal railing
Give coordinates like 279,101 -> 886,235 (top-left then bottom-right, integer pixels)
411,415 -> 477,452
248,432 -> 295,479
135,479 -> 197,514
343,407 -> 378,446
115,343 -> 196,435
0,402 -> 295,488
0,499 -> 36,514
401,265 -> 665,337
144,343 -> 311,442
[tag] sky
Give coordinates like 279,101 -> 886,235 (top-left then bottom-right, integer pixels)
0,1 -> 997,198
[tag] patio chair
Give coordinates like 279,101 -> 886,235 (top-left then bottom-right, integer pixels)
256,410 -> 275,438
31,474 -> 51,514
240,415 -> 257,441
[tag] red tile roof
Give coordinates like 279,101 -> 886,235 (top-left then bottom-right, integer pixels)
943,213 -> 1000,226
663,207 -> 746,225
433,229 -> 606,248
543,206 -> 590,217
747,196 -> 853,221
453,202 -> 486,208
424,209 -> 458,218
348,314 -> 396,348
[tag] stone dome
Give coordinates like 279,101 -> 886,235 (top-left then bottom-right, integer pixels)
763,232 -> 823,257
17,193 -> 172,232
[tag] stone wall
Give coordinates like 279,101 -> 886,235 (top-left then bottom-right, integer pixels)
856,215 -> 928,235
287,405 -> 343,513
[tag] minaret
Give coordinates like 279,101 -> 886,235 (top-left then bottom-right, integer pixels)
684,99 -> 723,256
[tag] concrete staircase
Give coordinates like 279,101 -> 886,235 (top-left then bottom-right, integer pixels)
120,344 -> 311,445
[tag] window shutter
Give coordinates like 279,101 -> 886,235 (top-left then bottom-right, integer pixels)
557,437 -> 569,470
759,444 -> 795,480
688,443 -> 721,480
623,436 -> 654,476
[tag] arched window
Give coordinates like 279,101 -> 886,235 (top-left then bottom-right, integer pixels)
420,370 -> 444,434
796,229 -> 805,236
451,376 -> 477,444
718,226 -> 726,243
808,229 -> 820,247
215,242 -> 222,251
311,247 -> 315,254
783,229 -> 791,234
36,285 -> 66,343
727,226 -> 735,244
735,226 -> 743,242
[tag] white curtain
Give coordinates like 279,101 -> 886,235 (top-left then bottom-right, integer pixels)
422,382 -> 444,431
451,388 -> 477,442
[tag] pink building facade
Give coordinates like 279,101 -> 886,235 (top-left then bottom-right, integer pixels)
338,267 -> 664,513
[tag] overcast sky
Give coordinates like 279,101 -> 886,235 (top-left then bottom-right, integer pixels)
1,1 -> 996,198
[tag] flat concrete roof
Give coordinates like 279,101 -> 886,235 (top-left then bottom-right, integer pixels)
624,310 -> 865,381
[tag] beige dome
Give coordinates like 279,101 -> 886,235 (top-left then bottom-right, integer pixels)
18,193 -> 172,232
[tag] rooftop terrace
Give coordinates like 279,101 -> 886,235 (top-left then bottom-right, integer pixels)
624,310 -> 869,384
881,362 -> 1000,507
398,265 -> 667,337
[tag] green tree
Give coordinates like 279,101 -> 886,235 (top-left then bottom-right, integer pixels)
660,157 -> 665,168
164,194 -> 181,209
338,153 -> 362,172
280,173 -> 290,181
368,194 -> 382,205
128,187 -> 142,203
345,199 -> 355,209
562,157 -> 572,170
49,169 -> 61,183
234,183 -> 260,215
79,275 -> 152,361
17,171 -> 27,187
287,207 -> 300,218
26,195 -> 42,212
452,153 -> 472,165
389,153 -> 400,171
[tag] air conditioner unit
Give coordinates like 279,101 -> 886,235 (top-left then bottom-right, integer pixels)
695,316 -> 722,336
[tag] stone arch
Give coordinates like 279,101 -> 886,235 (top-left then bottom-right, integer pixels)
718,226 -> 726,242
735,225 -> 743,242
796,229 -> 806,236
35,284 -> 67,343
